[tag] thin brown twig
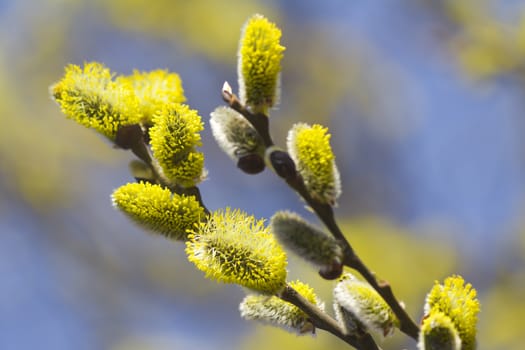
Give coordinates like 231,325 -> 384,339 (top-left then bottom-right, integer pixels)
222,88 -> 420,341
279,285 -> 381,350
118,125 -> 211,215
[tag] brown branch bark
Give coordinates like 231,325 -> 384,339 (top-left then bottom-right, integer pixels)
280,285 -> 381,350
222,88 -> 420,341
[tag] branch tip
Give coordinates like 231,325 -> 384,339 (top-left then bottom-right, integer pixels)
222,81 -> 233,95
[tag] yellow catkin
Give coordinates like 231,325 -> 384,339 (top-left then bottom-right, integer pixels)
287,123 -> 341,205
186,208 -> 287,294
111,182 -> 204,240
149,103 -> 205,187
419,311 -> 461,350
238,14 -> 285,112
51,62 -> 141,140
116,69 -> 186,125
424,275 -> 480,350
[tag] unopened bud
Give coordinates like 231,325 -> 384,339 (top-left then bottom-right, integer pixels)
333,273 -> 398,337
271,211 -> 343,277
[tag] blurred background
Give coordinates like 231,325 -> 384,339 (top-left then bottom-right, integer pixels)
1,0 -> 525,349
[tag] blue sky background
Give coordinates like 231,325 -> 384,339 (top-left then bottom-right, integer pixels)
1,1 -> 524,349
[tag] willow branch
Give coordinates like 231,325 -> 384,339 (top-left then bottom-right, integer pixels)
345,253 -> 419,339
285,168 -> 419,339
222,88 -> 420,340
116,124 -> 210,215
222,83 -> 274,147
280,285 -> 381,350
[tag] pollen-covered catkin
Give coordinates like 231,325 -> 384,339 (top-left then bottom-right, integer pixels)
238,14 -> 285,113
186,208 -> 287,294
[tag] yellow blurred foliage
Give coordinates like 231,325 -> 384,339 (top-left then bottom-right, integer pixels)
476,226 -> 525,349
438,0 -> 525,79
99,0 -> 279,62
479,278 -> 525,350
0,58 -> 114,209
0,1 -> 123,209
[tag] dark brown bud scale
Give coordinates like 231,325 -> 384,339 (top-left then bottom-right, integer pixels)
115,124 -> 144,149
269,150 -> 296,180
237,154 -> 265,174
318,261 -> 343,280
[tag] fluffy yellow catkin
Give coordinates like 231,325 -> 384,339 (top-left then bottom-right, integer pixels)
287,123 -> 341,205
423,275 -> 480,350
149,103 -> 205,187
51,62 -> 141,140
116,69 -> 186,125
186,208 -> 287,294
238,14 -> 285,113
111,182 -> 204,241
